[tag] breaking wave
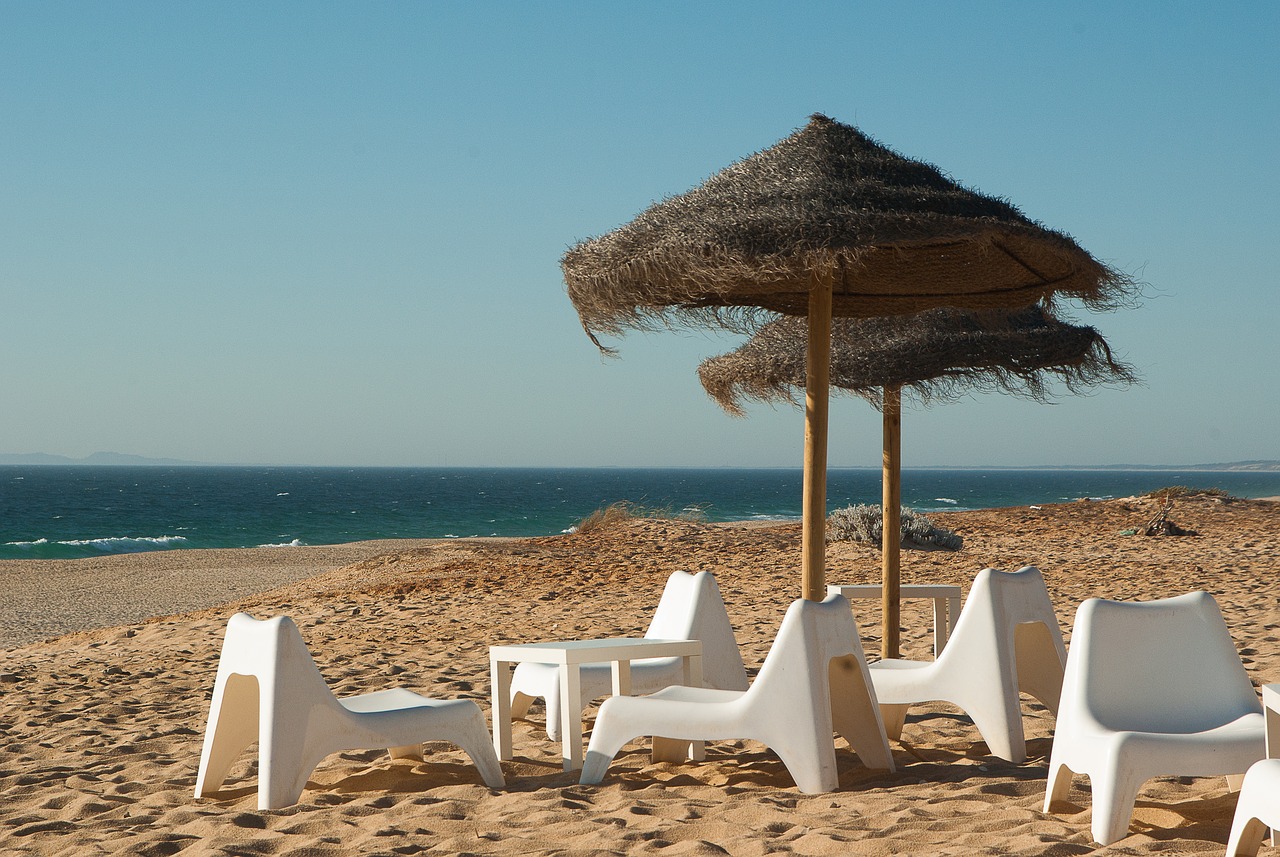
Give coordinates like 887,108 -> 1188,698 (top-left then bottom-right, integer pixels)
3,535 -> 190,558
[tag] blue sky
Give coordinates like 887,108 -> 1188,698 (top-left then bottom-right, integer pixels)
2,2 -> 1276,467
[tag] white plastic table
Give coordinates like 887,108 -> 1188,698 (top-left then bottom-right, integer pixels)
1264,683 -> 1279,845
826,583 -> 962,657
489,637 -> 703,771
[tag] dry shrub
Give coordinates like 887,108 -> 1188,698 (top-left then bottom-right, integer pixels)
1147,485 -> 1235,502
827,504 -> 962,551
572,500 -> 707,534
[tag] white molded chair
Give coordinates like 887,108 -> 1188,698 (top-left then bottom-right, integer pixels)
195,613 -> 505,810
869,566 -> 1066,763
1227,759 -> 1280,857
579,593 -> 895,793
1043,592 -> 1264,846
510,570 -> 748,740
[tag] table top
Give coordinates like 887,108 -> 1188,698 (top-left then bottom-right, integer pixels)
827,583 -> 962,598
489,637 -> 701,665
1263,683 -> 1280,709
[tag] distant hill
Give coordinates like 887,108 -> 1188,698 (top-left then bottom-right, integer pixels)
0,452 -> 208,466
929,461 -> 1280,472
1039,461 -> 1280,472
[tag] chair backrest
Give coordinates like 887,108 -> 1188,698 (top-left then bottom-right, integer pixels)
748,593 -> 893,772
750,594 -> 861,702
936,566 -> 1067,710
215,612 -> 338,712
943,566 -> 1064,653
644,570 -> 748,691
1066,591 -> 1261,733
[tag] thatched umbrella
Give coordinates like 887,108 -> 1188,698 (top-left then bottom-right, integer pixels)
698,304 -> 1137,656
563,114 -> 1135,604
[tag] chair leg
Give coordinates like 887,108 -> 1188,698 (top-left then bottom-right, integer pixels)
578,699 -> 636,785
1226,816 -> 1270,857
1043,760 -> 1074,811
259,712 -> 327,810
879,703 -> 909,742
963,693 -> 1026,763
388,744 -> 424,760
462,741 -> 506,790
259,746 -> 328,811
651,736 -> 691,763
544,688 -> 564,741
445,703 -> 507,789
510,691 -> 533,721
1014,623 -> 1065,715
766,733 -> 839,794
195,673 -> 260,798
828,656 -> 894,772
1089,765 -> 1144,846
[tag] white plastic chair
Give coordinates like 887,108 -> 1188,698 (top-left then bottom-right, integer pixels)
1226,759 -> 1280,857
579,593 -> 896,793
1043,592 -> 1264,845
195,613 -> 505,810
509,570 -> 748,740
869,566 -> 1066,763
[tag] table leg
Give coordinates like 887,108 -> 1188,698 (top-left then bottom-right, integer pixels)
683,654 -> 706,761
611,660 -> 631,697
490,658 -> 513,761
683,653 -> 704,688
1267,704 -> 1279,846
942,596 -> 961,656
932,598 -> 948,657
559,663 -> 583,771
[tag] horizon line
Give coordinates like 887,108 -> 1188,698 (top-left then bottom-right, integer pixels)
2,454 -> 1278,473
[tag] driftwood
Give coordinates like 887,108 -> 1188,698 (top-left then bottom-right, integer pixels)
1143,494 -> 1197,537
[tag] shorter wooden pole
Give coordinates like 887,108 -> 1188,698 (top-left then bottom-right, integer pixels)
882,385 -> 902,659
801,278 -> 833,602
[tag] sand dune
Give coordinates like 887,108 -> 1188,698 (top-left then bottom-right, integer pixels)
1,494 -> 1276,855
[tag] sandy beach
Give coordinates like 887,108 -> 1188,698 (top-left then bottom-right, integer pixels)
1,493 -> 1276,855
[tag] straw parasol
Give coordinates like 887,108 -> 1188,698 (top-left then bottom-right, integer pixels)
698,303 -> 1137,656
563,113 -> 1136,604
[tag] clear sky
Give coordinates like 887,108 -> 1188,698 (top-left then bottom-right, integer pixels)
2,2 -> 1276,468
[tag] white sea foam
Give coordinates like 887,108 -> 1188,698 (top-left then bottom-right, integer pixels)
934,497 -> 959,504
60,535 -> 189,551
5,538 -> 49,547
258,539 -> 304,548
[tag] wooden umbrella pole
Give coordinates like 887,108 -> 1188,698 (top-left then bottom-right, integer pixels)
801,277 -> 833,602
882,384 -> 902,659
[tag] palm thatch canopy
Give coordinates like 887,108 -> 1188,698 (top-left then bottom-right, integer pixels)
564,114 -> 1135,343
562,113 -> 1140,610
698,304 -> 1137,417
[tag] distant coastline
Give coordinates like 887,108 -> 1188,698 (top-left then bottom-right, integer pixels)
0,452 -> 209,467
2,453 -> 1278,471
916,461 -> 1280,473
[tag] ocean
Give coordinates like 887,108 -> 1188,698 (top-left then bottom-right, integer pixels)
2,466 -> 1277,561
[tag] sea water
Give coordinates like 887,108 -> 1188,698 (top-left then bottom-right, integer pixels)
2,466 -> 1277,560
